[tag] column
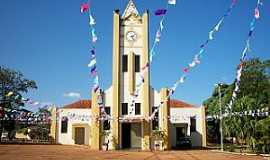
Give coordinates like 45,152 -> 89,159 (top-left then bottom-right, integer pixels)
160,88 -> 171,150
141,10 -> 151,151
111,10 -> 120,150
90,90 -> 101,150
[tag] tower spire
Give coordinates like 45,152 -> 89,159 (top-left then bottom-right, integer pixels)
122,0 -> 140,18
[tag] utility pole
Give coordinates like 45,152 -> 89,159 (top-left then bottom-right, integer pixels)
215,83 -> 224,151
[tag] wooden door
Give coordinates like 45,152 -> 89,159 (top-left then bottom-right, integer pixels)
75,127 -> 85,145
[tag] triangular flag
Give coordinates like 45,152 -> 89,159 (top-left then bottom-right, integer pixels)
80,3 -> 89,13
189,61 -> 196,68
254,7 -> 260,19
209,31 -> 214,40
168,0 -> 176,5
160,20 -> 164,31
155,30 -> 161,42
91,29 -> 98,43
155,9 -> 167,16
91,49 -> 95,57
183,68 -> 189,73
6,91 -> 13,97
88,59 -> 96,67
89,14 -> 96,25
194,55 -> 201,64
180,76 -> 186,83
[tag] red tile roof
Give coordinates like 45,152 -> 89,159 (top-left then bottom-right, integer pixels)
63,100 -> 91,109
169,99 -> 196,108
62,99 -> 195,109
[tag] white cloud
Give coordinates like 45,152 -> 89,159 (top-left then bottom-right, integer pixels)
63,92 -> 81,99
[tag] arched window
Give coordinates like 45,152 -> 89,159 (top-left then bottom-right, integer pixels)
61,116 -> 68,133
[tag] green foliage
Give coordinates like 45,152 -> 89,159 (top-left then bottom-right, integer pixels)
0,66 -> 37,141
152,130 -> 165,140
29,125 -> 50,140
0,66 -> 37,114
204,58 -> 270,154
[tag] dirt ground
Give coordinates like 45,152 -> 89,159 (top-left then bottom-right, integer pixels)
0,145 -> 267,160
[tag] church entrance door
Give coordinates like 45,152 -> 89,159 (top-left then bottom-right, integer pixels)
121,123 -> 131,149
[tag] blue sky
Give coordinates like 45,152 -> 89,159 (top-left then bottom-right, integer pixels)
0,0 -> 269,110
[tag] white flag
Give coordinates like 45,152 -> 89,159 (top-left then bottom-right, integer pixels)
160,20 -> 164,31
168,0 -> 176,5
88,59 -> 96,67
89,14 -> 96,26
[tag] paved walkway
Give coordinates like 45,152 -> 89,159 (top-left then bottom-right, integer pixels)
0,145 -> 266,160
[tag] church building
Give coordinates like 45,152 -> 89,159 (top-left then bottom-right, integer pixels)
51,0 -> 206,150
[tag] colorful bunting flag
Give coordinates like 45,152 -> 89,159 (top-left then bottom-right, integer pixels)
6,92 -> 13,97
155,30 -> 161,42
80,3 -> 89,13
160,20 -> 164,31
149,0 -> 239,120
155,9 -> 167,16
91,29 -> 98,43
88,58 -> 96,68
183,68 -> 189,73
255,8 -> 260,19
180,76 -> 186,83
226,0 -> 263,112
91,65 -> 97,73
89,14 -> 96,26
168,0 -> 176,5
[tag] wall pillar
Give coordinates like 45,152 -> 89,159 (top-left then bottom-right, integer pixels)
111,10 -> 121,150
160,88 -> 171,150
49,106 -> 57,143
90,90 -> 101,150
200,106 -> 207,147
141,11 -> 151,151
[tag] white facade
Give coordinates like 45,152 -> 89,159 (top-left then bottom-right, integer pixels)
57,109 -> 91,145
170,107 -> 206,147
57,105 -> 206,148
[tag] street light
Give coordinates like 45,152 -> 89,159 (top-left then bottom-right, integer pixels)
214,83 -> 224,152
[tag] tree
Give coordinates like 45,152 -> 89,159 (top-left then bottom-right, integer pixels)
203,58 -> 270,153
0,66 -> 37,141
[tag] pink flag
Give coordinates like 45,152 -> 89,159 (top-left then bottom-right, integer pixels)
80,3 -> 89,13
255,8 -> 260,19
183,68 -> 189,73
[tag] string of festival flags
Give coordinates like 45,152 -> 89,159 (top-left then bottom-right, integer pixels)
82,1 -> 109,118
58,105 -> 269,123
150,0 -> 238,120
81,0 -> 265,122
4,91 -> 52,109
208,106 -> 269,119
129,0 -> 177,115
225,0 -> 263,113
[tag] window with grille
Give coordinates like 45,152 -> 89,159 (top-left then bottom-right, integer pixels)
122,103 -> 128,115
135,55 -> 140,72
152,107 -> 159,130
190,117 -> 196,132
135,103 -> 141,115
103,107 -> 111,130
61,117 -> 68,133
122,55 -> 128,72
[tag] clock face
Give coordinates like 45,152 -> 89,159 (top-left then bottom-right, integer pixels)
126,31 -> 137,42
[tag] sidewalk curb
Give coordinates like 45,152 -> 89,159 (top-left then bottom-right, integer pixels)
211,150 -> 270,158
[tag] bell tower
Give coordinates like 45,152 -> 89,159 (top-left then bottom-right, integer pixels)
111,0 -> 151,150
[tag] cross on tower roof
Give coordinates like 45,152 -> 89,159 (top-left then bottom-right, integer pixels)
122,0 -> 140,18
